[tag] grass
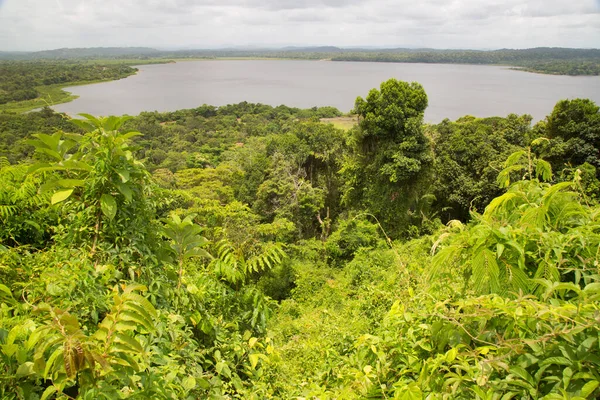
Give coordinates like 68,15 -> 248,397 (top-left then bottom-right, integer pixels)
0,84 -> 78,113
320,116 -> 358,131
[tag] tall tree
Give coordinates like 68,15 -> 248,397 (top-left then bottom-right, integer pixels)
430,114 -> 531,222
543,99 -> 600,175
341,79 -> 433,235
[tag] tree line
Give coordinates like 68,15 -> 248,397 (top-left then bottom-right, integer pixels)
0,61 -> 136,105
2,47 -> 599,76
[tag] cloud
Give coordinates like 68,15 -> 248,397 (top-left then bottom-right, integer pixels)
0,0 -> 598,50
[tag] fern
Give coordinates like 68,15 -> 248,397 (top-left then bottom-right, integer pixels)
211,239 -> 287,287
430,152 -> 598,297
484,191 -> 521,217
471,248 -> 500,293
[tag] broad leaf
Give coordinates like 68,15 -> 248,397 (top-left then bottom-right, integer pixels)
100,193 -> 118,220
51,189 -> 74,204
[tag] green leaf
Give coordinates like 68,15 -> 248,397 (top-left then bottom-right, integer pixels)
40,385 -> 57,400
51,189 -> 74,204
56,179 -> 85,188
395,383 -> 423,400
34,147 -> 62,161
100,193 -> 117,220
504,150 -> 527,167
540,357 -> 572,367
46,283 -> 63,296
510,366 -> 535,387
182,376 -> 196,391
581,380 -> 599,397
102,115 -> 122,132
117,169 -> 130,183
114,332 -> 144,354
118,130 -> 143,142
78,113 -> 102,126
16,362 -> 35,378
117,183 -> 133,202
249,353 -> 260,369
118,310 -> 153,332
196,377 -> 211,390
215,360 -> 231,378
0,284 -> 14,301
531,137 -> 550,146
535,159 -> 552,181
44,347 -> 63,378
485,192 -> 519,216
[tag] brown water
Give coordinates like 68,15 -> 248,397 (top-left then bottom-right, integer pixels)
53,60 -> 600,122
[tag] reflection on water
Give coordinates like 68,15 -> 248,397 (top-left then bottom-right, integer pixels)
53,60 -> 600,123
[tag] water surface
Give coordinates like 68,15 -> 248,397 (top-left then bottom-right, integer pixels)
53,60 -> 600,122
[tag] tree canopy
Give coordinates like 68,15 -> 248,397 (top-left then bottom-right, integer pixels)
1,77 -> 600,399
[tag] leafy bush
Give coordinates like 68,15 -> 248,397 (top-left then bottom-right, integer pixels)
325,216 -> 384,266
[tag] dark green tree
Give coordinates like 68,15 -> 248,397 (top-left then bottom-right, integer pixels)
543,99 -> 600,175
341,79 -> 433,235
430,114 -> 531,221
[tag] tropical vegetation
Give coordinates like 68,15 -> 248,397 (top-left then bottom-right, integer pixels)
1,77 -> 600,399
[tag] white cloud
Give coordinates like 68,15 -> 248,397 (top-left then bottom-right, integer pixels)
0,0 -> 598,50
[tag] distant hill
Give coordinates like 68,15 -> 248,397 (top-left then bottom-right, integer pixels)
0,51 -> 30,60
280,46 -> 344,52
32,47 -> 160,58
2,46 -> 599,60
0,47 -> 160,60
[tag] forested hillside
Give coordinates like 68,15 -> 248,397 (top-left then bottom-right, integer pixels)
1,80 -> 600,399
331,48 -> 600,76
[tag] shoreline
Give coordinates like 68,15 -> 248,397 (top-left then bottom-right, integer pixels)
2,58 -> 598,114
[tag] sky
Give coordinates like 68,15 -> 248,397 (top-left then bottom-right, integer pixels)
0,0 -> 599,51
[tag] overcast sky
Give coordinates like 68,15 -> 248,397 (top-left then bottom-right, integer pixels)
0,0 -> 599,51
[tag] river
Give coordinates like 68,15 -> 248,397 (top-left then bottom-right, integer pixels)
52,60 -> 600,123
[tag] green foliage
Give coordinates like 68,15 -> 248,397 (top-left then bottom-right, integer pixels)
2,74 -> 600,399
0,107 -> 78,163
0,163 -> 53,247
431,173 -> 598,296
430,114 -> 532,221
2,285 -> 158,398
333,288 -> 600,399
343,78 -> 433,235
0,61 -> 136,111
325,216 -> 384,266
162,214 -> 210,289
28,114 -> 156,256
543,99 -> 600,175
330,47 -> 600,76
211,239 -> 286,289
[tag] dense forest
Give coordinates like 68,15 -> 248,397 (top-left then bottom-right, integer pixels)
330,48 -> 600,76
1,78 -> 600,399
0,62 -> 137,112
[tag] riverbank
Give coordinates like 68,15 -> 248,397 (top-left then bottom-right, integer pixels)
2,56 -> 599,115
0,69 -> 139,113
